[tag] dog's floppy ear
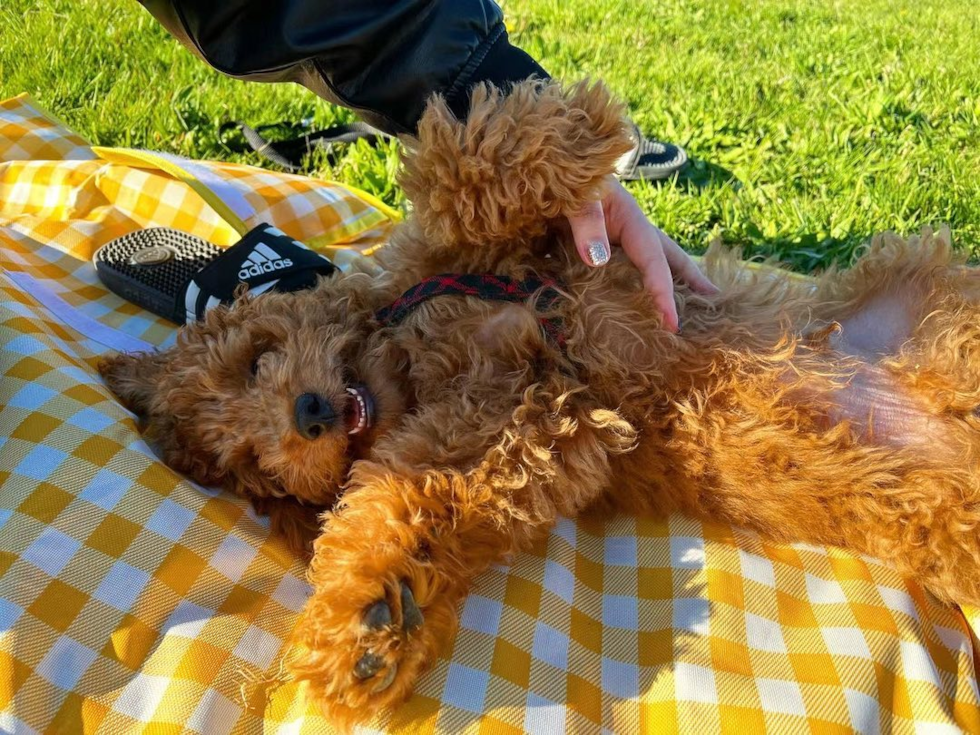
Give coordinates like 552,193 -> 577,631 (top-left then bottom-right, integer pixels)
98,350 -> 170,416
399,79 -> 634,248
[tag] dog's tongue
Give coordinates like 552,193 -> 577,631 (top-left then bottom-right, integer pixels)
345,385 -> 375,435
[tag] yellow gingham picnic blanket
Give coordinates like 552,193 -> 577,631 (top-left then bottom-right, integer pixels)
2,93 -> 980,734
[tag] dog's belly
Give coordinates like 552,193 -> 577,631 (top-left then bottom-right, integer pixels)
819,362 -> 948,449
811,289 -> 951,452
833,288 -> 917,357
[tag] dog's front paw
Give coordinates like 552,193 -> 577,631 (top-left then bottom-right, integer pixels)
287,536 -> 457,730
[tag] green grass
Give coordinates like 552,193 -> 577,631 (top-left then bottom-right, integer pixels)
3,0 -> 980,270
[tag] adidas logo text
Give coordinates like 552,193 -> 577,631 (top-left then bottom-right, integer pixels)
238,258 -> 293,280
238,242 -> 293,281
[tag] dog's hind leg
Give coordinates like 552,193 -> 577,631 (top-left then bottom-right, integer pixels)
666,391 -> 980,607
285,390 -> 636,728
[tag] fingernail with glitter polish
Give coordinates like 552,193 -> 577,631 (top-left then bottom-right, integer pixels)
587,241 -> 610,266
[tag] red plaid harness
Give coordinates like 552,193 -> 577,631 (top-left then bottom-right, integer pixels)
375,273 -> 566,348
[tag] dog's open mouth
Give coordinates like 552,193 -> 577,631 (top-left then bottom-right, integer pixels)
345,384 -> 376,435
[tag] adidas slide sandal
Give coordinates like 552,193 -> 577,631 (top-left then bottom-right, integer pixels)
94,223 -> 337,324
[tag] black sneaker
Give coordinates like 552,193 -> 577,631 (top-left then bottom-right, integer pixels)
616,122 -> 689,181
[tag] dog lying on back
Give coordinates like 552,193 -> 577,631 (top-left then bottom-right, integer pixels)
100,80 -> 980,728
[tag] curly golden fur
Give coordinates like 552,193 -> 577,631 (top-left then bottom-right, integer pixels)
100,79 -> 980,729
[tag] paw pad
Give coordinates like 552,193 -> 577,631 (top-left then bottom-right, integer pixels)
363,600 -> 392,629
353,581 -> 424,693
400,581 -> 424,632
354,651 -> 385,680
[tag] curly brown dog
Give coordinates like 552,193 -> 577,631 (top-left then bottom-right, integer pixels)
99,80 -> 980,728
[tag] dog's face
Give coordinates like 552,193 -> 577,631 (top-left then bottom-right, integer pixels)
99,288 -> 404,508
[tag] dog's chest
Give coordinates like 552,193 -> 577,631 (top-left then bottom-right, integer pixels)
390,299 -> 550,395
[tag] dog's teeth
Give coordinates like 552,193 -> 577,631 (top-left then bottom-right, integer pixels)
345,385 -> 372,435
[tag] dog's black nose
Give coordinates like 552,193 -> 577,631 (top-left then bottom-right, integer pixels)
294,393 -> 336,440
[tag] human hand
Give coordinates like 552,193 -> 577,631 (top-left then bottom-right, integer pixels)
566,175 -> 718,333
